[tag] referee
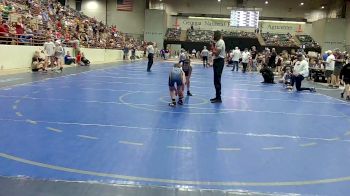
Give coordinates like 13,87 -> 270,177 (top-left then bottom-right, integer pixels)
210,31 -> 226,103
146,42 -> 154,72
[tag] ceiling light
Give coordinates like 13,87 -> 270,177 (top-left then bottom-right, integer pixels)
300,2 -> 304,6
321,6 -> 325,9
218,0 -> 221,2
265,1 -> 268,4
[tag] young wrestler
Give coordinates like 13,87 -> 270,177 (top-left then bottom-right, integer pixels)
168,63 -> 185,107
182,57 -> 193,96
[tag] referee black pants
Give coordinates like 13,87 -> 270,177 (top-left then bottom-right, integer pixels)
213,58 -> 225,99
147,53 -> 154,71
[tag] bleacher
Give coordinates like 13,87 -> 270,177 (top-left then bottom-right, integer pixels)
222,31 -> 256,38
0,0 -> 144,50
187,29 -> 213,42
262,33 -> 297,47
165,28 -> 181,41
296,35 -> 321,48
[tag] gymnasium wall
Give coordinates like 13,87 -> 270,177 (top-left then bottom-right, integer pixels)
0,45 -> 142,70
144,9 -> 167,48
311,18 -> 347,52
152,0 -> 334,21
81,0 -> 146,35
168,17 -> 312,35
346,2 -> 350,50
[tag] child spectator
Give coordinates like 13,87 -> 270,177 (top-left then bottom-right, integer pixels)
64,51 -> 76,65
54,40 -> 64,71
80,52 -> 90,66
281,67 -> 293,90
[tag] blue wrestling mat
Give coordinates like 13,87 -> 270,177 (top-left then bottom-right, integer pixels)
0,61 -> 350,196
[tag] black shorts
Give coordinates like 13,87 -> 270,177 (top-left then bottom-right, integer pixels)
202,56 -> 208,61
333,66 -> 342,76
184,71 -> 189,77
344,79 -> 350,84
325,70 -> 333,78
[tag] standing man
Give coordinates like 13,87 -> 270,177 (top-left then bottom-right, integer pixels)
231,47 -> 241,71
250,46 -> 258,71
241,48 -> 250,73
333,48 -> 345,88
210,31 -> 225,103
201,46 -> 209,68
324,50 -> 335,87
146,42 -> 154,72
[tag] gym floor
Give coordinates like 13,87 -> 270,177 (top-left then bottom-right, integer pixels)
0,61 -> 349,196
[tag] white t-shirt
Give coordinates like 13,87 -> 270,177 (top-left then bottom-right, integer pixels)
201,49 -> 209,57
325,54 -> 335,71
179,52 -> 186,61
241,51 -> 250,63
43,42 -> 55,56
294,60 -> 309,77
147,45 -> 154,54
232,49 -> 241,61
214,39 -> 225,59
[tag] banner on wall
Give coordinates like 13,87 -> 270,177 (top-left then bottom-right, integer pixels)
117,0 -> 133,11
259,22 -> 307,34
171,17 -> 311,34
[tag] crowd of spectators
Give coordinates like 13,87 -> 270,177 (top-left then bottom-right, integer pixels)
221,30 -> 256,38
296,35 -> 321,49
262,33 -> 297,47
0,0 -> 144,50
187,29 -> 213,42
165,28 -> 181,41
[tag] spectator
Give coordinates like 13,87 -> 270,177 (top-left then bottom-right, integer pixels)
340,63 -> 350,100
64,51 -> 75,65
200,46 -> 209,68
260,63 -> 275,83
291,54 -> 316,92
241,48 -> 250,73
31,50 -> 45,72
43,37 -> 55,67
80,52 -> 90,66
0,19 -> 9,44
54,40 -> 64,71
325,50 -> 335,87
231,47 -> 241,72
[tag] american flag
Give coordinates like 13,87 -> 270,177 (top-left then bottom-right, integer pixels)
117,0 -> 133,11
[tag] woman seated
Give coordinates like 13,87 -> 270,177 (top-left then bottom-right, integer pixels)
31,51 -> 46,72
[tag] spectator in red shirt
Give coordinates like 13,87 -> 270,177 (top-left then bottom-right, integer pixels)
0,20 -> 10,44
15,18 -> 25,35
0,20 -> 9,36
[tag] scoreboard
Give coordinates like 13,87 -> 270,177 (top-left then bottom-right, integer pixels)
230,10 -> 260,28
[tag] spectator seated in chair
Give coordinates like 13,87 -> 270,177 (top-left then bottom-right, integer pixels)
260,63 -> 275,84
